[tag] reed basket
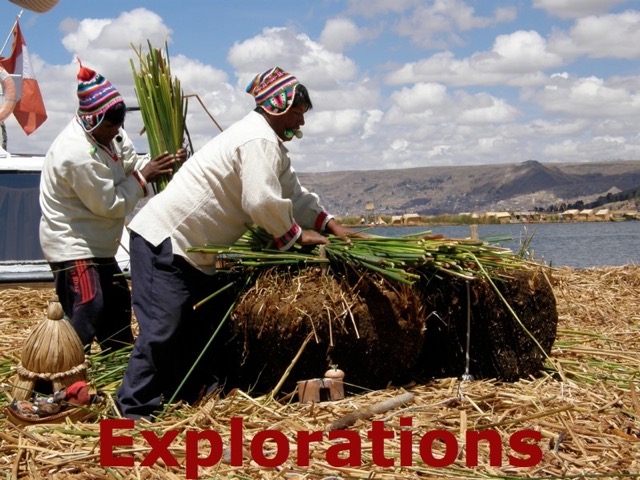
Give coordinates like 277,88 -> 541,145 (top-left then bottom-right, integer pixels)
11,296 -> 89,401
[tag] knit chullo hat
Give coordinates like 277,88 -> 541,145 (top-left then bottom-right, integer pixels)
246,66 -> 299,115
76,60 -> 123,120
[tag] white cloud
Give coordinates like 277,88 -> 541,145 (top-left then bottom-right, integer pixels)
319,18 -> 364,52
390,138 -> 409,151
306,109 -> 367,137
489,31 -> 563,72
228,27 -> 359,90
495,6 -> 518,23
532,0 -> 627,19
60,19 -> 112,52
542,139 -> 580,158
384,85 -> 517,133
346,0 -> 422,17
543,134 -> 633,162
549,11 -> 640,59
536,75 -> 640,117
390,83 -> 449,113
392,0 -> 516,48
171,56 -> 229,99
457,97 -> 518,124
362,109 -> 383,139
528,118 -> 590,137
61,9 -> 173,77
385,29 -> 562,88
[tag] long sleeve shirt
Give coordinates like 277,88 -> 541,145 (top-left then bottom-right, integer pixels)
128,111 -> 332,273
39,118 -> 149,262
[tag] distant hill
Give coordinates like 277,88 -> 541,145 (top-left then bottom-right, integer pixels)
298,160 -> 640,217
580,185 -> 640,211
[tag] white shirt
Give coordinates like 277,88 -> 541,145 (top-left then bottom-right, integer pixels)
129,111 -> 331,273
39,118 -> 149,262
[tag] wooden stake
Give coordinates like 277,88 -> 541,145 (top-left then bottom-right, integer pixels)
327,392 -> 415,431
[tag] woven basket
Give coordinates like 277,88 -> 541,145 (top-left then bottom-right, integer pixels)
11,296 -> 89,401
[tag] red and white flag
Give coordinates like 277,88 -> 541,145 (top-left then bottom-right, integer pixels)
0,20 -> 47,135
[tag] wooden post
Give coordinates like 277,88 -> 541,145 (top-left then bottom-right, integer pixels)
469,224 -> 479,240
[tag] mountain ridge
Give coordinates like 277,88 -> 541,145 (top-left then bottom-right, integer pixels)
297,159 -> 640,217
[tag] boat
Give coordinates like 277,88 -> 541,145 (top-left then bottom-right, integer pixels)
0,147 -> 51,282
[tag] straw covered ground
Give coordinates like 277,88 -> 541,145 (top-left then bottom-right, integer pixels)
1,265 -> 639,479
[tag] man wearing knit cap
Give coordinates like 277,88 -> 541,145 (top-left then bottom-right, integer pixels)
39,61 -> 184,352
116,66 -> 358,420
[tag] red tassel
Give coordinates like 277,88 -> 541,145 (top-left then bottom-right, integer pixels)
76,58 -> 96,81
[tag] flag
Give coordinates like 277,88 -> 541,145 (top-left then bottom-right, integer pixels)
0,21 -> 47,135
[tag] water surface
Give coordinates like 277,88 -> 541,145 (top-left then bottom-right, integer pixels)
366,221 -> 639,269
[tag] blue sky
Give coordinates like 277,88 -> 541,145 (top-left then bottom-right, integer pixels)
1,0 -> 640,171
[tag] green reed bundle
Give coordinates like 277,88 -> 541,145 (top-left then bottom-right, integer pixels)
131,40 -> 187,192
188,226 -> 538,286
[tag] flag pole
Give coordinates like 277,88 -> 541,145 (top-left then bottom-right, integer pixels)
0,10 -> 23,57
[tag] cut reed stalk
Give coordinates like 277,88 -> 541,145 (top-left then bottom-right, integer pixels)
131,40 -> 188,192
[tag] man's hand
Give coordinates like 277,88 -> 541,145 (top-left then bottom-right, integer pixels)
140,148 -> 186,182
175,148 -> 187,164
294,219 -> 367,249
324,219 -> 367,239
298,229 -> 330,246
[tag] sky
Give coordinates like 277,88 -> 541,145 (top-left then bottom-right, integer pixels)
1,0 -> 640,172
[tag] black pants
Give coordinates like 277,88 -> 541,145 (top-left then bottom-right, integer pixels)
50,258 -> 133,351
116,232 -> 237,420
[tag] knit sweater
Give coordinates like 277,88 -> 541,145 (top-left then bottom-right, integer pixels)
129,111 -> 332,273
39,118 -> 149,262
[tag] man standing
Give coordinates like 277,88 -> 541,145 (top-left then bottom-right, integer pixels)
116,66 -> 356,419
39,61 -> 182,351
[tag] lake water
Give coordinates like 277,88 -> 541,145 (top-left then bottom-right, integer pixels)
365,221 -> 639,269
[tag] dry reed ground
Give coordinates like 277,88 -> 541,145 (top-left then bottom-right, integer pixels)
0,266 -> 639,479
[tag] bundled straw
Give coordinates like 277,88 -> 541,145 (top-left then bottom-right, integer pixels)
131,40 -> 187,192
0,267 -> 637,478
11,296 -> 88,401
188,226 -> 540,286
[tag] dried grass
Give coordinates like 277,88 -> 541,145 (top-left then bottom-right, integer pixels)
0,267 -> 639,479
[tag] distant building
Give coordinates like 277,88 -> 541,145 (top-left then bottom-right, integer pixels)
594,209 -> 610,221
578,209 -> 595,221
402,213 -> 421,224
485,211 -> 511,224
561,209 -> 580,220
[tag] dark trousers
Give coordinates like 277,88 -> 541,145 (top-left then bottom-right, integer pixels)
116,231 -> 237,420
50,258 -> 133,351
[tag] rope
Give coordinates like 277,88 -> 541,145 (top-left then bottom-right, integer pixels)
461,280 -> 474,382
15,358 -> 90,381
